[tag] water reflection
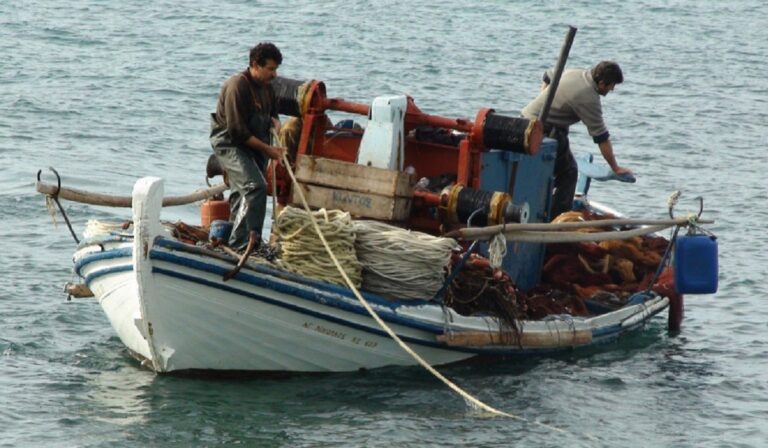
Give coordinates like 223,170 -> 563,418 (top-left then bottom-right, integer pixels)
87,364 -> 155,426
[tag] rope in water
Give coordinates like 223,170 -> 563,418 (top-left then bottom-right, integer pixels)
279,152 -> 586,438
353,220 -> 458,300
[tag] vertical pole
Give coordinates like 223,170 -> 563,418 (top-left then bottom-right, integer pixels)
539,26 -> 578,125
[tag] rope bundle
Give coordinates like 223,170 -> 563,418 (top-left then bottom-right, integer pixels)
83,219 -> 130,239
274,206 -> 362,287
353,220 -> 459,300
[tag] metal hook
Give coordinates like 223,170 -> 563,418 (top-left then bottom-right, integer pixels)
40,167 -> 80,245
37,167 -> 62,195
695,196 -> 704,219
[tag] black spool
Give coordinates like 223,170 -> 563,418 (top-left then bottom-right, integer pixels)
456,187 -> 494,226
272,77 -> 307,117
453,187 -> 528,226
482,112 -> 531,153
504,202 -> 529,224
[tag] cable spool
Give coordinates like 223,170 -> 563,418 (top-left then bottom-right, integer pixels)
440,184 -> 529,227
481,111 -> 543,155
272,77 -> 314,117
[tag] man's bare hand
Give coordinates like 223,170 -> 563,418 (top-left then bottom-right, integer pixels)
612,165 -> 633,175
265,145 -> 287,161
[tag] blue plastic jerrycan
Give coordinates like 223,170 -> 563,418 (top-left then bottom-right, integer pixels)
674,234 -> 718,294
209,220 -> 233,243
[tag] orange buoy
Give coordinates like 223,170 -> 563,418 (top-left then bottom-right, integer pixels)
201,199 -> 230,227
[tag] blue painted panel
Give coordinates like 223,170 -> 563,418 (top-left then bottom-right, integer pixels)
479,139 -> 556,290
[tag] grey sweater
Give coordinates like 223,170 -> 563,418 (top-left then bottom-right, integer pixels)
521,68 -> 609,143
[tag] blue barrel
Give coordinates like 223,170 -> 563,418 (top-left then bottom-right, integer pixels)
674,234 -> 718,294
209,220 -> 233,242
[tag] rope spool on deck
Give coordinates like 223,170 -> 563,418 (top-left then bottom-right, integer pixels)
440,184 -> 529,227
481,111 -> 543,155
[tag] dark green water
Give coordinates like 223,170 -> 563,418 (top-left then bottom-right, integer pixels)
2,1 -> 767,446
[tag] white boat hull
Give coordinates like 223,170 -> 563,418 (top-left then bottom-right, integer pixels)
72,177 -> 670,374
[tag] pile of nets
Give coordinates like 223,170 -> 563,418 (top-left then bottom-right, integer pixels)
353,220 -> 459,300
445,255 -> 525,333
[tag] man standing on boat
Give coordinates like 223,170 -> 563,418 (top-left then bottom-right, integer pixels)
521,61 -> 632,220
210,42 -> 287,278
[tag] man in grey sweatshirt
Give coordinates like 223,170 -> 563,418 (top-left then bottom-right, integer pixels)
522,61 -> 632,219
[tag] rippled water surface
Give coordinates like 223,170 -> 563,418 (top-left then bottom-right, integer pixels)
2,1 -> 767,446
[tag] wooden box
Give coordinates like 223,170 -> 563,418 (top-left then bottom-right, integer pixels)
290,155 -> 416,221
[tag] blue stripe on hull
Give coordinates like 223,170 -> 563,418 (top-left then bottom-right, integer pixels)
151,266 -> 471,352
75,242 -> 666,356
154,238 -> 433,309
75,247 -> 132,277
149,250 -> 446,334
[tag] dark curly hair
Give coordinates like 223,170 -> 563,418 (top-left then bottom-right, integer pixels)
249,42 -> 283,67
592,61 -> 623,85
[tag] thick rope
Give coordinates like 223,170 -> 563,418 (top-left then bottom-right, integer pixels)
82,219 -> 132,240
280,152 -> 585,437
354,220 -> 458,300
273,206 -> 362,287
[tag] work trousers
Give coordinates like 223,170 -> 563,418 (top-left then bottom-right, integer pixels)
547,127 -> 578,220
210,118 -> 268,251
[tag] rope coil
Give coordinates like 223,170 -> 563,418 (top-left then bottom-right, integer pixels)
354,220 -> 458,300
273,206 -> 362,287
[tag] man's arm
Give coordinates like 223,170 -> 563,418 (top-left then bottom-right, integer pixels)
224,77 -> 286,161
243,135 -> 285,160
597,139 -> 632,175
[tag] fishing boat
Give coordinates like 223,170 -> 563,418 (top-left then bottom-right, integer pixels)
37,72 -> 718,374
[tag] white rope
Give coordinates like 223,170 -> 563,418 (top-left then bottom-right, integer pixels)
280,152 -> 586,437
83,219 -> 129,239
667,190 -> 682,209
354,220 -> 458,300
45,196 -> 58,227
488,232 -> 507,269
273,206 -> 362,287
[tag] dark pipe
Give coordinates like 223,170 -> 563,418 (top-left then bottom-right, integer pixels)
539,26 -> 578,125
